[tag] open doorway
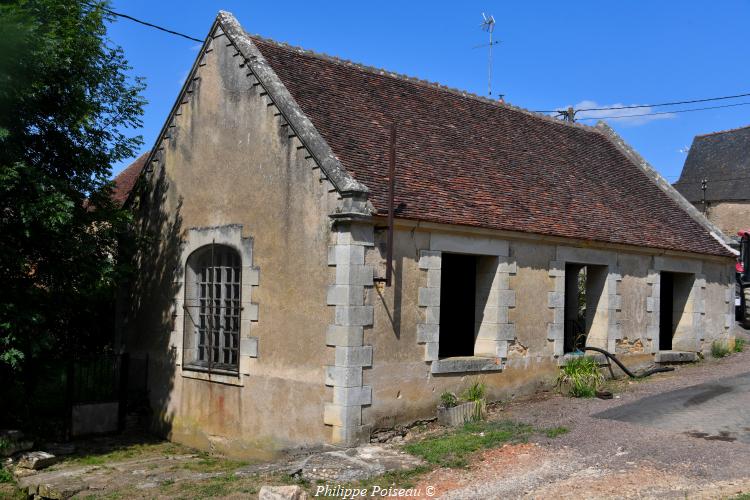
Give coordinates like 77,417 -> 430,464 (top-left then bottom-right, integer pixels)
659,272 -> 694,351
563,263 -> 608,353
438,253 -> 477,358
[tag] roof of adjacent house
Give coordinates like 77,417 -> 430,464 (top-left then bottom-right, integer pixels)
112,151 -> 149,206
248,36 -> 729,256
674,125 -> 750,203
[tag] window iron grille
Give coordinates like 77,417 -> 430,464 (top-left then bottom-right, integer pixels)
183,241 -> 241,373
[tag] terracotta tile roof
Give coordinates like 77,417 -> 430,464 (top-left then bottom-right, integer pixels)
251,38 -> 730,257
112,151 -> 149,206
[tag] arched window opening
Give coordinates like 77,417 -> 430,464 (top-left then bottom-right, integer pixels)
184,243 -> 241,372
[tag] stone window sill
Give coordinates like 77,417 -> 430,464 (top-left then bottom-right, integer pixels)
181,364 -> 244,386
431,356 -> 503,374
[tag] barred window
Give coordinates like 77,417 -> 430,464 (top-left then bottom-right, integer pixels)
184,244 -> 241,372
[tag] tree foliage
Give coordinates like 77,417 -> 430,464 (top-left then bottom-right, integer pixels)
0,0 -> 145,370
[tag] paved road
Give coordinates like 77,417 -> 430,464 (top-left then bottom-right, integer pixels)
594,371 -> 750,443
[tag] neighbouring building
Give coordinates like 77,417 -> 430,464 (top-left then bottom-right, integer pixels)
116,11 -> 737,457
674,125 -> 750,240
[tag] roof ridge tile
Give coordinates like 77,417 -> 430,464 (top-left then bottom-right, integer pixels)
695,123 -> 750,138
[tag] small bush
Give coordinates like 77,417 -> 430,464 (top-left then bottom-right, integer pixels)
0,467 -> 13,483
734,338 -> 746,353
439,391 -> 458,408
711,340 -> 731,358
557,356 -> 604,398
462,381 -> 486,402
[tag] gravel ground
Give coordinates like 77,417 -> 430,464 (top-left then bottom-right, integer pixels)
416,347 -> 750,499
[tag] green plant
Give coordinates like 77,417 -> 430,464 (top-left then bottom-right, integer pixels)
0,466 -> 13,483
734,338 -> 745,353
556,356 -> 604,398
404,420 -> 533,468
543,426 -> 569,438
0,0 -> 145,376
462,381 -> 486,402
439,391 -> 458,408
711,340 -> 731,358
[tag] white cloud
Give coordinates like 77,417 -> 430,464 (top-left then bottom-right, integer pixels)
551,100 -> 677,126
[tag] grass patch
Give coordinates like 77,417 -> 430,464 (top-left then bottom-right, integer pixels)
711,340 -> 731,358
191,473 -> 241,498
67,441 -> 175,466
180,453 -> 249,473
557,356 -> 604,398
543,426 -> 569,438
403,420 -> 533,468
734,338 -> 746,353
0,466 -> 14,483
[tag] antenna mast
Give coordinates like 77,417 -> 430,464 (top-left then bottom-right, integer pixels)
481,13 -> 496,96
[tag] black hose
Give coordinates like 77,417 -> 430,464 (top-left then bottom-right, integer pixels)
584,346 -> 675,379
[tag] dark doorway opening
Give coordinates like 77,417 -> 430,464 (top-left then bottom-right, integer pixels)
564,263 -> 586,353
659,271 -> 694,351
659,272 -> 675,350
563,263 -> 608,353
439,253 -> 477,358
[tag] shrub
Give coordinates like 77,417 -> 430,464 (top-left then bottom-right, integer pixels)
0,466 -> 13,483
556,356 -> 604,398
439,391 -> 458,408
711,340 -> 731,358
462,381 -> 486,402
734,338 -> 746,353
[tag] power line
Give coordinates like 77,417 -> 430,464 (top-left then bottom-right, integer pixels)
535,92 -> 750,114
574,101 -> 750,121
675,176 -> 750,185
83,2 -> 750,127
82,1 -> 203,43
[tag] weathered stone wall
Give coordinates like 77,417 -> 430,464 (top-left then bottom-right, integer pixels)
124,28 -> 343,458
121,21 -> 737,454
364,225 -> 734,433
705,201 -> 750,238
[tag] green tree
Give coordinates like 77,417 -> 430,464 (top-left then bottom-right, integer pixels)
0,0 -> 145,373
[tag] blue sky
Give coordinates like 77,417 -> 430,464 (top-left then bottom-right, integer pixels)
107,0 -> 750,183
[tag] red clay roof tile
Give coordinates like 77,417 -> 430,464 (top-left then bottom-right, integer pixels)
252,38 -> 729,257
112,151 -> 149,206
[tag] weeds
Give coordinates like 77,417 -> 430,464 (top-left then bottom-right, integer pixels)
711,340 -> 731,358
404,420 -> 533,468
557,356 -> 604,398
734,338 -> 746,353
0,466 -> 13,483
462,381 -> 486,402
439,391 -> 458,408
543,426 -> 569,438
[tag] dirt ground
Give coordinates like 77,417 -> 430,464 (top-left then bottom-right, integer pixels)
414,348 -> 750,499
5,344 -> 750,499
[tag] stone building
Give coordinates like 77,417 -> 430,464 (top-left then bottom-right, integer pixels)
117,11 -> 736,457
674,125 -> 750,240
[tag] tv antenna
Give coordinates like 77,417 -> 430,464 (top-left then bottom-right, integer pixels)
480,13 -> 496,96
